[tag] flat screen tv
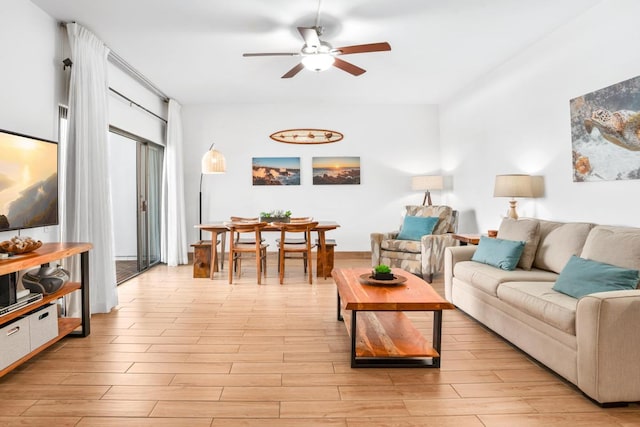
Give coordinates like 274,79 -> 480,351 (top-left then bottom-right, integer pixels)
0,129 -> 58,232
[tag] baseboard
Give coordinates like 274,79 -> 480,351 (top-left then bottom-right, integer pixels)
187,251 -> 371,261
115,256 -> 138,261
334,251 -> 370,259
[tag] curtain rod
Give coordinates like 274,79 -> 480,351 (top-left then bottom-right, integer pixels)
109,87 -> 168,123
62,22 -> 170,103
108,51 -> 170,102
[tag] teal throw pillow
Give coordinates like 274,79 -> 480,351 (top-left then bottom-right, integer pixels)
552,255 -> 640,299
471,236 -> 525,271
396,216 -> 439,241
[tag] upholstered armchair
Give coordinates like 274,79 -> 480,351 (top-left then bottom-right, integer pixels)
371,205 -> 458,282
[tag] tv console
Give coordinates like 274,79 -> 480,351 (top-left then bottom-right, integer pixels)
0,242 -> 91,377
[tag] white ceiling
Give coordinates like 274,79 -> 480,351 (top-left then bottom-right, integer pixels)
31,0 -> 600,105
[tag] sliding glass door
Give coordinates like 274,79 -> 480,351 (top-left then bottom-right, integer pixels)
109,129 -> 163,283
138,141 -> 163,270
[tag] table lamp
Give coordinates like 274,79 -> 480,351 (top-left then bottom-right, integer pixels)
411,175 -> 444,206
493,174 -> 533,219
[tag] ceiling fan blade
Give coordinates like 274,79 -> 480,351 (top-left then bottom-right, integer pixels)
297,26 -> 321,49
281,63 -> 305,79
243,52 -> 299,57
335,42 -> 391,55
332,58 -> 366,76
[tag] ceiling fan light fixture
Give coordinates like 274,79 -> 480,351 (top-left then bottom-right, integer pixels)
302,53 -> 335,72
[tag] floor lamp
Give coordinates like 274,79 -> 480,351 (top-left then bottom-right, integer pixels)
199,143 -> 226,239
411,175 -> 444,206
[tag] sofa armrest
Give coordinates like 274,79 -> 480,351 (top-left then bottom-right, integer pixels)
444,246 -> 478,302
370,231 -> 398,267
576,290 -> 640,403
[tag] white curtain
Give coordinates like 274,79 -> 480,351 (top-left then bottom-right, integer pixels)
63,23 -> 118,314
161,99 -> 189,266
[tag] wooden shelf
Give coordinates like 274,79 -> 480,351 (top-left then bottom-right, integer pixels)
0,282 -> 81,324
0,242 -> 91,378
342,309 -> 439,359
0,242 -> 92,276
58,317 -> 82,335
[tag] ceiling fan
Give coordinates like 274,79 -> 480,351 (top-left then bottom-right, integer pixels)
242,25 -> 391,78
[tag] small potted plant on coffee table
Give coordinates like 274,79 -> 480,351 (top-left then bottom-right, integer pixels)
372,264 -> 394,281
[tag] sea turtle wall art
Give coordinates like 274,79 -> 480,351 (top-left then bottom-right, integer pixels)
570,74 -> 640,182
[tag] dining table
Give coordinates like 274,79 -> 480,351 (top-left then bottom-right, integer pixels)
195,221 -> 340,280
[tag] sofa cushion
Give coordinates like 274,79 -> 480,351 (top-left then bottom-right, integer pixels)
533,220 -> 595,273
405,205 -> 452,235
497,282 -> 577,335
498,218 -> 540,270
381,239 -> 421,254
581,225 -> 640,271
552,255 -> 640,299
397,216 -> 438,241
471,236 -> 525,271
454,260 -> 559,297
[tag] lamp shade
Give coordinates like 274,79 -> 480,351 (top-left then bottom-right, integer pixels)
411,175 -> 444,191
201,145 -> 226,174
493,174 -> 533,198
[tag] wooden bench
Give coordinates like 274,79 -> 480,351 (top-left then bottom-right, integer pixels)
191,240 -> 212,278
315,238 -> 336,278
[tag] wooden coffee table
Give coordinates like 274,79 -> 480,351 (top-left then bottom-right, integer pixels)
332,267 -> 455,368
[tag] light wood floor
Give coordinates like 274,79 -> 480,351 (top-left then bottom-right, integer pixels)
1,255 -> 640,426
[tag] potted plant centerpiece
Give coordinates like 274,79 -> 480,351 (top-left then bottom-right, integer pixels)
372,264 -> 394,281
260,210 -> 292,223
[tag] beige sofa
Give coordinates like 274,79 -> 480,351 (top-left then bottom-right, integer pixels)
444,218 -> 640,405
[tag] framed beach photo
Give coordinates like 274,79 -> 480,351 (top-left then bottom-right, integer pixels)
312,156 -> 360,185
252,157 -> 301,185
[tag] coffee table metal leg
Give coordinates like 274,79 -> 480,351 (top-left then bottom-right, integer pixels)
351,310 -> 357,368
337,290 -> 343,321
432,310 -> 443,368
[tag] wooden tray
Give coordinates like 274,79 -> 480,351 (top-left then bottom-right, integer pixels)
359,273 -> 408,286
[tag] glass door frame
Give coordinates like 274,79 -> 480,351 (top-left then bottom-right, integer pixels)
109,126 -> 163,283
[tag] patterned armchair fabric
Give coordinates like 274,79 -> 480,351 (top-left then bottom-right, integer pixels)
371,205 -> 459,282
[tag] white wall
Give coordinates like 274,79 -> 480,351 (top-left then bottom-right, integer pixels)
182,104 -> 441,251
440,0 -> 640,234
0,0 -> 62,243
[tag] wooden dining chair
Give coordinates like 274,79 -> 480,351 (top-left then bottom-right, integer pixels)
229,216 -> 262,244
275,217 -> 314,273
227,221 -> 269,285
273,221 -> 318,285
